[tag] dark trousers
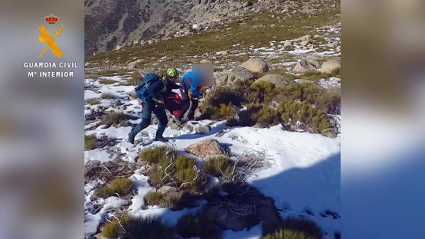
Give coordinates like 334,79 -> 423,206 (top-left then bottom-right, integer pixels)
178,99 -> 199,120
130,101 -> 168,139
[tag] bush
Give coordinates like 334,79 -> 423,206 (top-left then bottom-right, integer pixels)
176,212 -> 221,239
144,191 -> 163,205
278,100 -> 332,134
226,104 -> 261,127
101,219 -> 120,238
101,93 -> 115,99
175,156 -> 198,184
280,83 -> 341,114
264,229 -> 315,239
211,103 -> 236,120
252,104 -> 280,128
144,190 -> 200,210
95,177 -> 132,198
139,146 -> 174,167
102,213 -> 172,239
203,156 -> 234,178
99,79 -> 118,85
201,86 -> 246,119
263,217 -> 323,239
101,111 -> 130,126
86,98 -> 100,105
148,166 -> 167,188
249,81 -> 279,104
84,134 -> 96,150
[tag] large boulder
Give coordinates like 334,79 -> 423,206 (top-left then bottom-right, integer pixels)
200,59 -> 212,64
297,35 -> 311,42
255,74 -> 292,87
215,66 -> 254,87
127,59 -> 143,69
292,59 -> 318,73
321,59 -> 341,74
241,58 -> 269,73
185,139 -> 226,158
305,56 -> 321,69
283,40 -> 293,50
300,40 -> 310,47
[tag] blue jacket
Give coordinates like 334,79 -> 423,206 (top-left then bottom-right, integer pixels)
181,71 -> 203,98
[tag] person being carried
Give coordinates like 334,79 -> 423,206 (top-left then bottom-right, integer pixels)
128,68 -> 181,144
177,70 -> 208,122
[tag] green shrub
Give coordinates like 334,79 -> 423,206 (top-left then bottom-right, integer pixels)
101,111 -> 130,126
139,146 -> 174,166
144,191 -> 163,205
95,177 -> 132,198
211,103 -> 236,120
314,87 -> 341,114
99,79 -> 118,85
101,93 -> 115,99
176,212 -> 221,239
175,156 -> 207,191
201,86 -> 246,119
102,213 -> 172,239
145,190 -> 200,210
101,219 -> 120,238
226,104 -> 261,127
263,217 -> 323,239
148,166 -> 166,188
278,100 -> 332,134
84,134 -> 96,150
264,229 -> 314,239
86,98 -> 100,105
280,84 -> 340,114
203,156 -> 234,177
250,81 -> 278,104
252,105 -> 280,128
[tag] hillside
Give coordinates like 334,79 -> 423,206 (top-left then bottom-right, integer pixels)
84,1 -> 341,238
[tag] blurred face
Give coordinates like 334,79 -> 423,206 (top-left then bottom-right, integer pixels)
169,76 -> 177,82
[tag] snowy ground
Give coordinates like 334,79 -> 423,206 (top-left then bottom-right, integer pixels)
84,81 -> 341,238
84,24 -> 341,238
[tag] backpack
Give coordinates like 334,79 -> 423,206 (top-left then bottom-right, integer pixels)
134,73 -> 162,101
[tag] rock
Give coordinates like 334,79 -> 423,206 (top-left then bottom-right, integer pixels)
326,41 -> 338,48
195,125 -> 211,134
255,74 -> 292,87
321,59 -> 341,74
130,90 -> 137,99
267,53 -> 277,59
300,40 -> 310,47
217,50 -> 228,55
185,139 -> 225,158
283,40 -> 292,50
215,66 -> 254,87
295,79 -> 315,84
158,186 -> 174,194
200,59 -> 212,64
128,59 -> 143,69
241,58 -> 269,73
293,59 -> 318,73
297,35 -> 311,42
305,56 -> 321,69
313,35 -> 322,39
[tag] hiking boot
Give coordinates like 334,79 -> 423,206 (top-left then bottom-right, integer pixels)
128,133 -> 135,144
154,137 -> 169,143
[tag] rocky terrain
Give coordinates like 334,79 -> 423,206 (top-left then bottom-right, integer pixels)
85,0 -> 339,55
84,1 -> 341,238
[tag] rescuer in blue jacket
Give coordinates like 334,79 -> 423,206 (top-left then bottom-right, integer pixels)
177,71 -> 204,121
